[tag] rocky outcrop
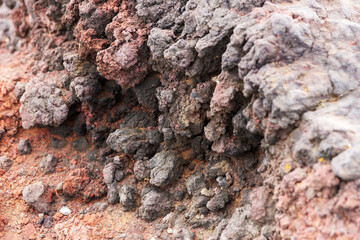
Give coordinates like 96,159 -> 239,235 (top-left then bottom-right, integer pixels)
2,0 -> 360,239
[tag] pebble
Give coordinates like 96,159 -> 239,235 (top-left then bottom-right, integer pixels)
59,206 -> 71,216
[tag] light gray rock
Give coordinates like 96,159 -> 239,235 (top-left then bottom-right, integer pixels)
22,182 -> 53,213
19,79 -> 69,129
209,205 -> 260,240
59,206 -> 71,216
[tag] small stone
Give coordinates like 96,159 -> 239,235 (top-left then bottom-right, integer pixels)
200,188 -> 214,197
107,186 -> 119,205
103,163 -> 119,184
59,206 -> 71,216
42,216 -> 53,228
114,169 -> 124,182
186,172 -> 206,196
134,160 -> 150,181
139,188 -> 173,221
193,196 -> 210,208
206,191 -> 231,212
56,182 -> 63,192
0,156 -> 13,172
149,150 -> 183,187
176,204 -> 186,212
22,182 -> 55,213
331,147 -> 360,180
17,139 -> 32,154
119,185 -> 137,211
39,154 -> 57,174
14,82 -> 26,100
207,161 -> 230,178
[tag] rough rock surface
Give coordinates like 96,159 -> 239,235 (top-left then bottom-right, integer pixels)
1,0 -> 360,239
149,150 -> 183,187
17,139 -> 31,154
139,188 -> 173,221
39,154 -> 57,174
22,182 -> 55,213
0,156 -> 12,172
19,79 -> 69,129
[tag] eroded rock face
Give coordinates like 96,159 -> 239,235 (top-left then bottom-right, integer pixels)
5,0 -> 360,239
95,2 -> 149,90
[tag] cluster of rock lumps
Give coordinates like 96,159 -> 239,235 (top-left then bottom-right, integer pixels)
6,0 -> 360,238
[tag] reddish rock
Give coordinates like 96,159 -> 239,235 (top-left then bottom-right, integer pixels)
62,169 -> 90,197
96,2 -> 149,90
82,180 -> 107,202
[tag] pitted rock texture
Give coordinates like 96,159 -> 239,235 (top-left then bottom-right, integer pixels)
2,0 -> 360,239
19,79 -> 69,129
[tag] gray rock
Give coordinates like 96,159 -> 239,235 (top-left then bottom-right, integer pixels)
133,74 -> 161,111
173,223 -> 195,240
173,190 -> 186,201
193,196 -> 210,208
290,90 -> 360,180
22,182 -> 53,213
139,188 -> 173,221
149,150 -> 183,187
63,52 -> 97,78
19,79 -> 69,129
85,149 -> 98,162
70,76 -> 100,102
134,160 -> 150,181
207,161 -> 230,179
17,139 -> 32,155
0,156 -> 12,172
103,163 -> 117,185
106,127 -> 147,155
80,202 -> 108,214
206,191 -> 230,212
39,154 -> 57,174
119,185 -> 137,211
49,137 -> 68,149
107,186 -> 119,205
209,205 -> 260,240
332,148 -> 360,181
186,172 -> 207,196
